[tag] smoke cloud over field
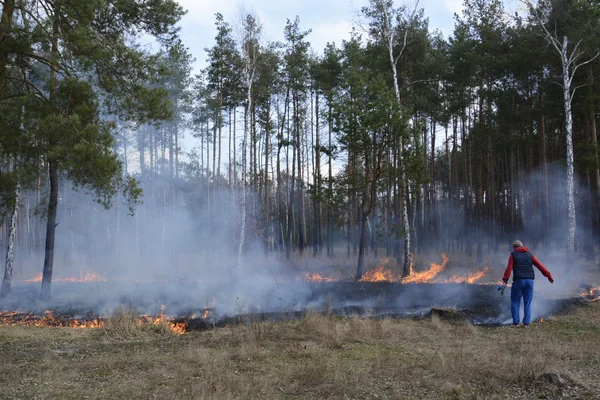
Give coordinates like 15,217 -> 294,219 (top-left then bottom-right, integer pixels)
0,162 -> 597,325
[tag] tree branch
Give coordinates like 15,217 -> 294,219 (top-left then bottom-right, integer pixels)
572,51 -> 600,77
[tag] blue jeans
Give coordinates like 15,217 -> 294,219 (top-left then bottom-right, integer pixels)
511,279 -> 534,325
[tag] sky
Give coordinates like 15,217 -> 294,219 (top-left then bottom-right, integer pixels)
176,0 -> 467,73
168,0 -> 522,156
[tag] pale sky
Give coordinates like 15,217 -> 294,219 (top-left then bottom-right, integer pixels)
170,0 -> 522,157
176,0 -> 468,72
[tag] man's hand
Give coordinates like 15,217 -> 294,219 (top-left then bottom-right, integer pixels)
549,278 -> 554,284
502,281 -> 508,288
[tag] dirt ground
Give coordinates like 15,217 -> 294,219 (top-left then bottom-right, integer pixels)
0,300 -> 599,400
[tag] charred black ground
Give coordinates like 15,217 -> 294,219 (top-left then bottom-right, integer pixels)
0,281 -> 593,331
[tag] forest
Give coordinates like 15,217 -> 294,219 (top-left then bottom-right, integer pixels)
1,0 -> 600,300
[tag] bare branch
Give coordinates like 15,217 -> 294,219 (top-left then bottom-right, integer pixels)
520,0 -> 562,53
549,79 -> 564,89
572,51 -> 600,76
567,39 -> 584,66
395,0 -> 420,65
570,83 -> 587,103
402,78 -> 438,89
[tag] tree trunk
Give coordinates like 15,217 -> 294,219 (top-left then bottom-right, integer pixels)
0,0 -> 15,97
356,213 -> 368,279
39,161 -> 58,302
587,67 -> 600,233
561,36 -> 576,257
296,95 -> 305,256
314,91 -> 322,256
228,108 -> 232,189
39,4 -> 60,302
1,180 -> 20,297
218,90 -> 222,185
288,100 -> 296,259
327,104 -> 334,257
383,12 -> 411,277
237,91 -> 251,276
264,99 -> 270,256
539,73 -> 549,247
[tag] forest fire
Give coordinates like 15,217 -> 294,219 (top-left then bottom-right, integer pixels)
0,309 -> 211,334
201,298 -> 217,319
24,272 -> 107,283
359,259 -> 397,282
446,267 -> 492,284
0,310 -> 104,329
304,272 -> 339,282
301,254 -> 493,284
0,294 -> 219,334
580,286 -> 600,302
401,254 -> 449,283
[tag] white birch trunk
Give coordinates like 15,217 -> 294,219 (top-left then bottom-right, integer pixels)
1,181 -> 20,295
237,89 -> 250,278
237,68 -> 255,278
561,36 -> 576,255
384,5 -> 411,276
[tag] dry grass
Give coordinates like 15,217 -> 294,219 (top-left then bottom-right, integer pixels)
0,302 -> 599,399
99,306 -> 176,338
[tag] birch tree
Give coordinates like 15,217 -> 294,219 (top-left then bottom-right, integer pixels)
522,0 -> 600,257
236,10 -> 261,277
362,0 -> 418,277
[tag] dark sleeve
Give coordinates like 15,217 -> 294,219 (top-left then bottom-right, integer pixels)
502,254 -> 514,283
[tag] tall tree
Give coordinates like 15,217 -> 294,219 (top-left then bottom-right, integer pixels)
362,0 -> 419,276
237,10 -> 261,277
0,0 -> 184,300
523,0 -> 600,257
283,16 -> 311,258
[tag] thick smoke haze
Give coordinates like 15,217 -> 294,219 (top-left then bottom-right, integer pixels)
1,161 -> 596,324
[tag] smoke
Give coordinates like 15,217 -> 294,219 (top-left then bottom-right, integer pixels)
0,161 -> 596,326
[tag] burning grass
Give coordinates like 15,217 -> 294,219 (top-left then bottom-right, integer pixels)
302,253 -> 495,285
0,307 -> 191,335
0,302 -> 598,399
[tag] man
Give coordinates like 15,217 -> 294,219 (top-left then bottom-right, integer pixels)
502,240 -> 554,327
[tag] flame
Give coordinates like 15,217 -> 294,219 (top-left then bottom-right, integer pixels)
445,266 -> 492,284
0,309 -> 187,334
24,272 -> 107,283
304,273 -> 339,282
0,310 -> 105,329
581,286 -> 600,301
358,259 -> 394,282
24,273 -> 42,282
201,297 -> 216,319
356,254 -> 491,284
401,254 -> 449,283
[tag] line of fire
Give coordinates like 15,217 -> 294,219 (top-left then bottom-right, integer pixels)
1,253 -> 598,334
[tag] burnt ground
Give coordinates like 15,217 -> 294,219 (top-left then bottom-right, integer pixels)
0,281 -> 591,331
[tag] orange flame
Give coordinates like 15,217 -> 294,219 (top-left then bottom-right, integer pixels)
304,273 -> 339,283
0,309 -> 188,334
401,254 -> 449,284
581,286 -> 600,301
24,272 -> 107,283
359,259 -> 396,282
445,266 -> 492,284
201,297 -> 216,319
0,310 -> 105,329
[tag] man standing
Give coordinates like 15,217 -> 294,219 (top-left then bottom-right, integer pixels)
502,240 -> 554,327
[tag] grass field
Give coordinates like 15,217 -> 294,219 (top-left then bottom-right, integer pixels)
0,302 -> 599,400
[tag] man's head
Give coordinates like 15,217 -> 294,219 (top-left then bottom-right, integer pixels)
512,240 -> 523,249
